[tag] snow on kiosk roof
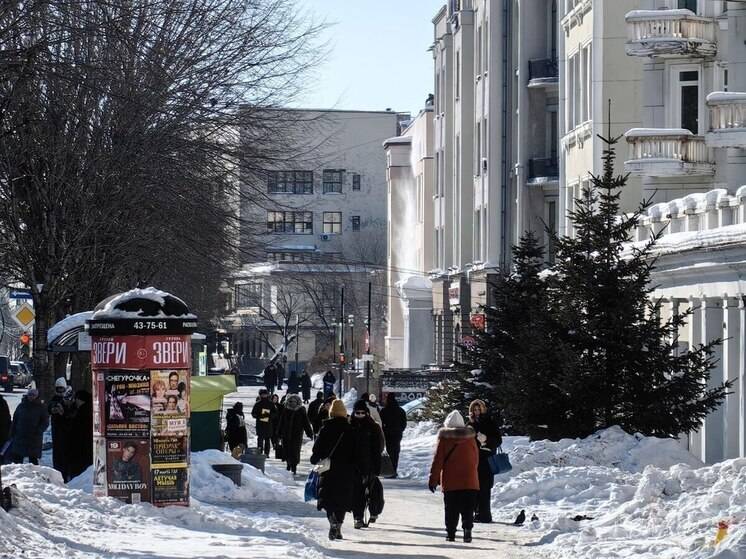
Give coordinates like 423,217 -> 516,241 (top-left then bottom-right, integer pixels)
87,286 -> 198,335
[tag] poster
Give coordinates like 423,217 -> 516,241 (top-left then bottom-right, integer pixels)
106,439 -> 151,504
93,436 -> 107,497
152,467 -> 189,506
151,369 -> 189,437
151,436 -> 188,467
104,371 -> 151,438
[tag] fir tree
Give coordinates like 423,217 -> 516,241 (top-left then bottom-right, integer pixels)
544,130 -> 729,438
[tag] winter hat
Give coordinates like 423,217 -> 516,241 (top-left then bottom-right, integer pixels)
26,388 -> 39,400
330,399 -> 347,418
444,410 -> 465,429
353,400 -> 369,414
469,399 -> 487,415
286,394 -> 302,411
55,377 -> 68,389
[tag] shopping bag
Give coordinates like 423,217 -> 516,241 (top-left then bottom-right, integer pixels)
379,453 -> 395,478
275,441 -> 285,461
304,470 -> 320,502
367,476 -> 385,516
487,448 -> 512,475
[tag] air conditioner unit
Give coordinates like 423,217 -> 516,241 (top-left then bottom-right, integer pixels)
320,234 -> 331,241
482,158 -> 488,173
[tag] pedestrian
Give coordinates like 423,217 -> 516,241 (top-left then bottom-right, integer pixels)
313,396 -> 335,435
0,392 -> 10,460
467,399 -> 501,523
270,393 -> 283,456
350,400 -> 384,529
277,394 -> 313,474
276,359 -> 285,391
359,392 -> 382,427
263,363 -> 277,395
300,370 -> 312,404
380,392 -> 407,478
69,390 -> 93,479
308,391 -> 324,435
428,410 -> 479,543
322,370 -> 336,399
251,389 -> 274,455
9,389 -> 49,465
48,377 -> 77,481
310,399 -> 357,541
287,372 -> 300,395
225,402 -> 248,452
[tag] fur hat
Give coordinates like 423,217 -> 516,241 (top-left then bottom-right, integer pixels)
469,399 -> 487,415
444,410 -> 465,429
286,394 -> 302,411
353,400 -> 369,414
55,377 -> 68,389
329,399 -> 348,418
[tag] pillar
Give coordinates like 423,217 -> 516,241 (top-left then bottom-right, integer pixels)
723,297 -> 741,459
688,297 -> 703,459
740,298 -> 746,457
701,297 -> 725,464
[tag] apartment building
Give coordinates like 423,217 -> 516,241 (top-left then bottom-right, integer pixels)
222,109 -> 404,375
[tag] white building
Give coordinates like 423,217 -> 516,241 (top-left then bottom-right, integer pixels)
621,1 -> 746,463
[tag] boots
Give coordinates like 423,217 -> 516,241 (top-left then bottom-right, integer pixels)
463,529 -> 472,543
354,519 -> 365,529
446,532 -> 456,542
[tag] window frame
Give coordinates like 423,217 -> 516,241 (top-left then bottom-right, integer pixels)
235,282 -> 263,309
351,215 -> 361,232
352,173 -> 361,191
322,211 -> 342,234
266,210 -> 313,234
267,170 -> 314,194
322,169 -> 345,194
669,64 -> 702,134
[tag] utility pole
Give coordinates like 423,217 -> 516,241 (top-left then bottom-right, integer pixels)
339,286 -> 345,395
365,281 -> 372,394
294,315 -> 300,379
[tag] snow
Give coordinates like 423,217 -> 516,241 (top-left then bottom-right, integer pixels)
341,387 -> 358,410
626,8 -> 697,19
47,311 -> 94,345
633,223 -> 746,256
707,92 -> 746,104
92,287 -> 196,319
625,127 -> 693,138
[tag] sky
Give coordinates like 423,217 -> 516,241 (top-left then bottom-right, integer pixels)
294,0 -> 445,116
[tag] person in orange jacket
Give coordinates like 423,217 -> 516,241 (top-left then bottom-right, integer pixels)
428,410 -> 480,543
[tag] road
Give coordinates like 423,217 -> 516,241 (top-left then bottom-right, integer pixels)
2,386 -> 25,415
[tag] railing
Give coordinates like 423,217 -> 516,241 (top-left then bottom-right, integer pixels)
528,58 -> 558,82
707,92 -> 746,131
627,10 -> 716,43
625,129 -> 710,164
528,157 -> 559,180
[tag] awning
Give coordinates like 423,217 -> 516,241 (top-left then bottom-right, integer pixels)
47,311 -> 95,353
191,375 -> 236,413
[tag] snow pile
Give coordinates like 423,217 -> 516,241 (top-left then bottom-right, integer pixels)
92,286 -> 195,319
396,421 -> 438,479
311,372 -> 324,389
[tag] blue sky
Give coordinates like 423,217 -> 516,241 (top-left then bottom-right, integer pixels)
295,0 -> 445,116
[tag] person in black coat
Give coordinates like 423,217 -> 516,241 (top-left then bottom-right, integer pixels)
310,399 -> 357,541
287,373 -> 300,395
225,402 -> 248,452
467,399 -> 502,523
0,393 -> 11,458
322,370 -> 336,399
68,390 -> 93,479
380,392 -> 407,478
251,389 -> 274,455
9,389 -> 49,465
277,394 -> 313,474
48,378 -> 78,481
300,371 -> 312,403
275,361 -> 285,391
350,400 -> 385,528
270,394 -> 283,455
312,396 -> 334,435
307,391 -> 324,432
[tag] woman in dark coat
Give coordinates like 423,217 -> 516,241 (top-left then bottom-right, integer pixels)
9,389 -> 49,465
225,402 -> 248,452
69,390 -> 93,479
300,371 -> 312,403
380,393 -> 407,477
0,394 -> 11,455
277,394 -> 313,474
350,400 -> 384,528
467,399 -> 501,523
310,399 -> 357,540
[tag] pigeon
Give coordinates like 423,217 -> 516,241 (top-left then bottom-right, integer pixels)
571,515 -> 594,522
530,513 -> 539,522
514,510 -> 526,526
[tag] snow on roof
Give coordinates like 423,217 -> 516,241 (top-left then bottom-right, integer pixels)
47,311 -> 94,345
706,91 -> 746,104
382,135 -> 412,148
625,128 -> 693,138
626,9 -> 696,19
92,287 -> 195,319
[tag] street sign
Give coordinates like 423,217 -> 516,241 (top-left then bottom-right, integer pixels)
11,303 -> 35,329
362,354 -> 375,362
8,289 -> 33,300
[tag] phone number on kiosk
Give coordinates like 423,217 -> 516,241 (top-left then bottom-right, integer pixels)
132,321 -> 169,330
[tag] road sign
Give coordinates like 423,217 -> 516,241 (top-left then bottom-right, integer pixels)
362,354 -> 375,362
11,303 -> 35,329
8,289 -> 33,300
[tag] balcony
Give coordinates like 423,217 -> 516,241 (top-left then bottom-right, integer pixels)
527,58 -> 558,89
624,128 -> 714,177
528,157 -> 559,184
706,92 -> 746,149
625,9 -> 717,58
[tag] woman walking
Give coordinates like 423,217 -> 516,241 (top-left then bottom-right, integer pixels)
310,400 -> 357,540
225,402 -> 248,453
350,400 -> 384,529
380,393 -> 407,478
9,389 -> 49,465
300,370 -> 312,404
277,394 -> 313,474
428,410 -> 479,543
467,399 -> 501,523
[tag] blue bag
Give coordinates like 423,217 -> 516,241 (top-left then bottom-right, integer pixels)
487,448 -> 512,475
304,470 -> 320,502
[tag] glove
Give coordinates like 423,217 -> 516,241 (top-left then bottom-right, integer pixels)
428,484 -> 437,493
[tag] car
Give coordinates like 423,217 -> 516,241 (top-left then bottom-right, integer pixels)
0,356 -> 11,392
401,396 -> 427,420
9,362 -> 32,388
238,373 -> 265,386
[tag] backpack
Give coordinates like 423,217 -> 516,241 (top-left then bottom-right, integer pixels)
368,476 -> 384,516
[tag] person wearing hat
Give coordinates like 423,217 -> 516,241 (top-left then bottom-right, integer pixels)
48,377 -> 78,481
9,389 -> 49,465
251,388 -> 275,456
307,391 -> 324,436
467,399 -> 501,523
310,399 -> 357,540
428,410 -> 479,543
277,394 -> 313,474
350,399 -> 385,529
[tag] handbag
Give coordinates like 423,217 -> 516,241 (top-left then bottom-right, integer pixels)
313,431 -> 345,475
379,453 -> 395,478
275,440 -> 285,461
487,447 -> 512,475
304,470 -> 320,502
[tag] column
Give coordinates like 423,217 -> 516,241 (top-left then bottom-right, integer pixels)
669,298 -> 689,452
701,297 -> 725,464
740,298 -> 746,457
688,297 -> 703,459
723,298 -> 741,459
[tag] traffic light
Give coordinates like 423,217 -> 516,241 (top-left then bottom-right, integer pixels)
20,331 -> 30,356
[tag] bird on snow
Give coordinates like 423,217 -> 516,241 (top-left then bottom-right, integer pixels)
514,510 -> 526,526
530,514 -> 539,522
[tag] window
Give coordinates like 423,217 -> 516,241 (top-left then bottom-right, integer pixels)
323,212 -> 342,234
678,0 -> 697,13
322,169 -> 344,193
455,51 -> 460,100
674,69 -> 700,134
352,174 -> 361,191
266,211 -> 313,234
351,215 -> 361,231
235,283 -> 262,309
566,43 -> 592,132
266,251 -> 315,262
475,121 -> 481,175
267,170 -> 313,194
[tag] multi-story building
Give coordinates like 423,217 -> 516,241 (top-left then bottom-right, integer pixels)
621,1 -> 746,463
223,108 -> 405,375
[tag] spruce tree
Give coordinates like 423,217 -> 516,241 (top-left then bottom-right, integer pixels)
545,131 -> 729,438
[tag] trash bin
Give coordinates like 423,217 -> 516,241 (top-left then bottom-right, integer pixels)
240,448 -> 266,473
211,463 -> 243,486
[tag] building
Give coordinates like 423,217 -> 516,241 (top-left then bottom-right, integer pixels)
223,109 -> 405,376
383,104 -> 435,369
621,1 -> 746,463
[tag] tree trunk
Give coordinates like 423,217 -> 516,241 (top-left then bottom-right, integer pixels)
32,297 -> 54,401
